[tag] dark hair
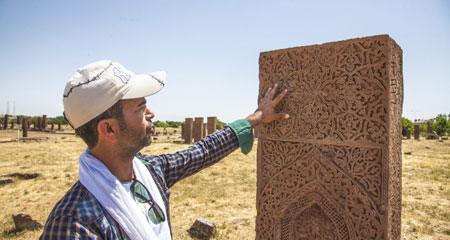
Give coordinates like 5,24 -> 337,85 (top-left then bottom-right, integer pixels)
71,101 -> 126,149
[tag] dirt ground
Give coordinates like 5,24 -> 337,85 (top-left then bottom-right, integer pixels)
0,127 -> 449,239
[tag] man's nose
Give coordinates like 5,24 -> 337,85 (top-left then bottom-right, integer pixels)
145,108 -> 154,122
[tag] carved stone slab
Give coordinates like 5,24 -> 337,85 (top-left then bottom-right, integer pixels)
193,117 -> 204,142
414,125 -> 420,140
256,35 -> 403,240
207,116 -> 217,135
185,118 -> 193,144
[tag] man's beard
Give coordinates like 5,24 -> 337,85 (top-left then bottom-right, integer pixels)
118,122 -> 152,159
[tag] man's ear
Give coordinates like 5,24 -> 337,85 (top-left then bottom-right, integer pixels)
97,119 -> 120,143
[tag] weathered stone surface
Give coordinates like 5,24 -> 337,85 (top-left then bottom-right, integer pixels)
187,218 -> 216,240
207,117 -> 217,135
406,129 -> 411,139
414,125 -> 420,140
256,35 -> 403,239
58,123 -> 61,131
442,136 -> 449,140
12,212 -> 43,231
184,118 -> 193,144
0,178 -> 14,186
193,117 -> 204,142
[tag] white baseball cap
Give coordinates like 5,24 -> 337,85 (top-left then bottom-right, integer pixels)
63,60 -> 166,129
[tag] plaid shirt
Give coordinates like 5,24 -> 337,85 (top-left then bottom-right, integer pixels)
40,121 -> 252,239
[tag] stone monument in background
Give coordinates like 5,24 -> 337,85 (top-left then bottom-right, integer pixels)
193,117 -> 204,142
414,125 -> 420,140
256,35 -> 403,239
207,117 -> 217,135
184,118 -> 193,144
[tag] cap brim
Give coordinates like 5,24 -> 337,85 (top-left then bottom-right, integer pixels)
122,71 -> 166,99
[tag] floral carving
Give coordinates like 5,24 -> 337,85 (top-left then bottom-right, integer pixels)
256,35 -> 402,239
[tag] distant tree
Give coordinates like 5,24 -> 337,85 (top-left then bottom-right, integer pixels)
216,119 -> 227,130
402,117 -> 414,136
153,120 -> 169,128
419,124 -> 428,137
48,116 -> 68,125
167,121 -> 182,128
434,114 -> 449,136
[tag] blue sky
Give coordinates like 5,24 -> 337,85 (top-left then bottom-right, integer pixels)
0,0 -> 449,122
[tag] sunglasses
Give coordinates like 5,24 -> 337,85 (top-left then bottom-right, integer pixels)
130,178 -> 166,224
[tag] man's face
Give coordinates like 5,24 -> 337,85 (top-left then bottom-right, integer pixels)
118,98 -> 155,155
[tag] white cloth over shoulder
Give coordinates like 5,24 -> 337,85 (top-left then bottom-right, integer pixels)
78,149 -> 171,240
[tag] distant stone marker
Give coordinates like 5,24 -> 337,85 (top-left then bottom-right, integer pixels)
184,118 -> 193,144
42,115 -> 47,129
193,117 -> 204,142
22,118 -> 28,138
256,35 -> 403,239
207,117 -> 217,135
414,125 -> 420,140
3,114 -> 8,129
406,129 -> 411,139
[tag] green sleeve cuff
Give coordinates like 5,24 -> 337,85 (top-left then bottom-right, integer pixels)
227,119 -> 254,154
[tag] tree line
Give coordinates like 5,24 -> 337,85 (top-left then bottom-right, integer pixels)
402,114 -> 450,137
153,119 -> 227,130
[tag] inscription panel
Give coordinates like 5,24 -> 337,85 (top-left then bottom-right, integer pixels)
256,35 -> 403,239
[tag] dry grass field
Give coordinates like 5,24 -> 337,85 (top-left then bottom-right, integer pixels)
0,127 -> 449,239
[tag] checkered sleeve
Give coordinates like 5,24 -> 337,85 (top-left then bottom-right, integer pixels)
39,215 -> 97,239
138,126 -> 240,188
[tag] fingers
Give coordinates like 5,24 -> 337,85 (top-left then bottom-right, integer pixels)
272,89 -> 287,106
275,113 -> 290,120
267,83 -> 278,100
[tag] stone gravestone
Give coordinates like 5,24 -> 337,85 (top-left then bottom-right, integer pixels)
406,129 -> 411,139
414,125 -> 420,140
42,115 -> 47,129
184,118 -> 193,144
22,118 -> 28,138
256,35 -> 403,239
58,123 -> 61,131
3,114 -> 8,129
427,126 -> 432,135
193,117 -> 204,142
207,117 -> 217,135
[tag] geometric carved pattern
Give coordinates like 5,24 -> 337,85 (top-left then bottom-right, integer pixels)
256,35 -> 403,239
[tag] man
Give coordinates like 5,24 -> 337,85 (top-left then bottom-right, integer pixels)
40,60 -> 288,239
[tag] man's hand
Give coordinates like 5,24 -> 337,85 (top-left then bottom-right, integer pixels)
246,83 -> 289,128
